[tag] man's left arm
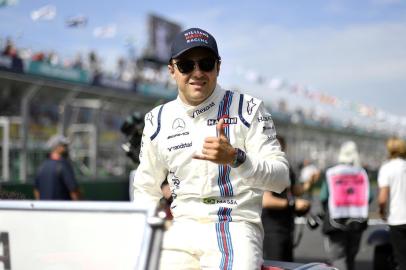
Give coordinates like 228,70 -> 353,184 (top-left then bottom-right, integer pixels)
235,103 -> 289,193
62,161 -> 81,200
193,101 -> 289,192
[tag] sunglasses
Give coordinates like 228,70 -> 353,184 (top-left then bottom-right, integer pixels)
173,57 -> 217,74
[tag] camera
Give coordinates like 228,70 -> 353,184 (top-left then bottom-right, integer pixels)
120,111 -> 144,163
306,213 -> 323,230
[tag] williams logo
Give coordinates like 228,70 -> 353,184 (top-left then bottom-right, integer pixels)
203,197 -> 238,205
207,117 -> 237,126
167,142 -> 192,152
192,102 -> 215,118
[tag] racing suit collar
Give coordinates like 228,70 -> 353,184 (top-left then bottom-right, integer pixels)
177,84 -> 223,118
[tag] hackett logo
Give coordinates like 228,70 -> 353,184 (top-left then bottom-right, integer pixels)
257,116 -> 273,122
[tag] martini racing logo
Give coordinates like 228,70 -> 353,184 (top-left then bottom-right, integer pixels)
207,117 -> 237,126
193,102 -> 215,118
184,29 -> 209,44
167,142 -> 192,152
203,197 -> 238,205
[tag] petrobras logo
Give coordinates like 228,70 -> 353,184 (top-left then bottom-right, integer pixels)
257,115 -> 273,122
202,197 -> 238,205
184,30 -> 209,44
192,102 -> 215,118
167,131 -> 189,140
167,142 -> 192,152
207,117 -> 237,126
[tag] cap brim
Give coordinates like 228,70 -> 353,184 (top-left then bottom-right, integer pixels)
171,45 -> 220,60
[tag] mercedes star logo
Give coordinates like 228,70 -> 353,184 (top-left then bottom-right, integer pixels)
172,118 -> 186,132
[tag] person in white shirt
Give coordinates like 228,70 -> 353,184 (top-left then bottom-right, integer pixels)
378,137 -> 406,270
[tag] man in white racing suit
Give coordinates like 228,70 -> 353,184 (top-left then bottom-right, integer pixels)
133,27 -> 290,270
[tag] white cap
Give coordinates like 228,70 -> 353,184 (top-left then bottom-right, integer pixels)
338,141 -> 360,167
46,135 -> 69,150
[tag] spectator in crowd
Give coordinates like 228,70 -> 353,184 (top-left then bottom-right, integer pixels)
32,51 -> 46,62
299,158 -> 321,199
132,27 -> 289,269
72,53 -> 84,69
2,38 -> 15,56
262,135 -> 315,262
46,50 -> 59,66
378,137 -> 406,270
320,141 -> 372,270
33,135 -> 80,200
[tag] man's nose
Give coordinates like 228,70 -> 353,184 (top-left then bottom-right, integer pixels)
191,64 -> 204,76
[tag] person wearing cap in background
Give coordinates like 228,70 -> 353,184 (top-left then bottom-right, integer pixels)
378,137 -> 406,270
33,135 -> 80,200
320,141 -> 373,270
132,27 -> 289,269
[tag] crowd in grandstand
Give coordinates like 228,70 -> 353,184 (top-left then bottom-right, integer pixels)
1,36 -> 175,89
2,35 -> 405,139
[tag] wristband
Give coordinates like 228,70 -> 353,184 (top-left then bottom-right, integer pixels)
287,196 -> 296,209
230,148 -> 246,168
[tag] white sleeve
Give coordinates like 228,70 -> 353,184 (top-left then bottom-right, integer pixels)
132,111 -> 168,210
236,102 -> 290,193
377,163 -> 390,187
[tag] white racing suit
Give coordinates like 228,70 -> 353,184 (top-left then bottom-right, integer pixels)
133,85 -> 289,270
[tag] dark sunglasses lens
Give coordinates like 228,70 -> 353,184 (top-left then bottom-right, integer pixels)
176,60 -> 195,73
198,58 -> 216,72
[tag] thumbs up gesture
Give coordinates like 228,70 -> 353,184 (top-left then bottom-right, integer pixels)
192,118 -> 236,165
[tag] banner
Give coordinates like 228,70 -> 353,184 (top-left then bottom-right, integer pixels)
92,75 -> 137,92
146,14 -> 181,64
0,0 -> 18,7
26,61 -> 90,84
30,5 -> 56,21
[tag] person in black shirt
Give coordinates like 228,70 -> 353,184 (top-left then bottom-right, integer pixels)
262,135 -> 318,261
34,135 -> 80,200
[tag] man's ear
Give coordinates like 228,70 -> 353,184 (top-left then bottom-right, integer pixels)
216,61 -> 221,76
168,64 -> 175,78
